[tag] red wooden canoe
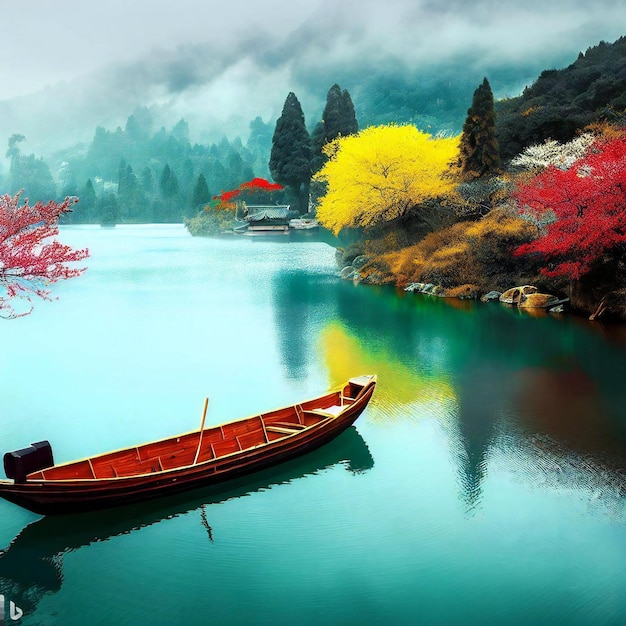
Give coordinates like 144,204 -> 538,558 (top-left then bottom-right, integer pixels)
0,375 -> 376,515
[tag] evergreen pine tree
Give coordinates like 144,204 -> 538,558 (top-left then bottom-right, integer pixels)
83,179 -> 96,210
339,89 -> 358,136
118,163 -> 142,220
96,192 -> 119,226
269,92 -> 312,213
158,163 -> 183,222
247,117 -> 273,178
117,159 -> 131,198
458,77 -> 500,179
191,173 -> 211,212
159,164 -> 180,198
312,84 -> 358,173
141,167 -> 155,194
66,179 -> 96,224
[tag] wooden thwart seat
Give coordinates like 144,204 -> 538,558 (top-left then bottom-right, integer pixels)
307,405 -> 344,418
266,425 -> 300,435
272,421 -> 306,430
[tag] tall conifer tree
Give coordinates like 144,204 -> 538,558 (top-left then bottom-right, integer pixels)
458,77 -> 500,179
191,173 -> 211,211
83,178 -> 96,210
312,84 -> 358,173
269,92 -> 312,213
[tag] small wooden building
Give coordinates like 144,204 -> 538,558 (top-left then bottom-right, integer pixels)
242,204 -> 291,234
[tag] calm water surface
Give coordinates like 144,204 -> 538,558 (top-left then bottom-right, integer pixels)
0,225 -> 624,626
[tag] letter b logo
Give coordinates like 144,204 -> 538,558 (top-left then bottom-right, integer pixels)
0,595 -> 23,622
9,601 -> 22,621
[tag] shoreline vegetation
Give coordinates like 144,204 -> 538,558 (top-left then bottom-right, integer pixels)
2,37 -> 625,321
325,121 -> 626,321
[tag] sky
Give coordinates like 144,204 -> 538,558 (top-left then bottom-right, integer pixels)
0,0 -> 624,151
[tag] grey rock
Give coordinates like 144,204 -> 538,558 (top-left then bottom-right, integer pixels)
351,255 -> 370,270
340,266 -> 358,281
481,291 -> 502,302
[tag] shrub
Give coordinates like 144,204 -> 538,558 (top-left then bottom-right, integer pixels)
365,207 -> 537,292
184,206 -> 235,236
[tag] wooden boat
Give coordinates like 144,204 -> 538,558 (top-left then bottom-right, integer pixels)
0,375 -> 376,515
0,428 -> 374,612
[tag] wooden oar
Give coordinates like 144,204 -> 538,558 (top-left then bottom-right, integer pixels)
193,397 -> 209,465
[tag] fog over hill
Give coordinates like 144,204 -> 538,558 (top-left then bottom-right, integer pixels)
0,0 -> 624,160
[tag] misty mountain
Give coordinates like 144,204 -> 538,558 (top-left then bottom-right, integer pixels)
497,36 -> 626,158
2,27 -> 625,225
0,12 -> 609,164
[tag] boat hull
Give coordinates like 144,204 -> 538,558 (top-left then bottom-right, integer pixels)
0,379 -> 375,515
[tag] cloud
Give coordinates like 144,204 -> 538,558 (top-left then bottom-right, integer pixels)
0,0 -> 624,155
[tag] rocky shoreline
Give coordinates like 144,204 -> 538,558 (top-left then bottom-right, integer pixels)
335,249 -> 625,321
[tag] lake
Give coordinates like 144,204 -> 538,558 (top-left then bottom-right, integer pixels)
0,224 -> 624,626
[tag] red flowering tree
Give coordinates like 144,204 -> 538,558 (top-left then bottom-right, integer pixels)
514,135 -> 626,279
213,178 -> 284,209
0,194 -> 89,318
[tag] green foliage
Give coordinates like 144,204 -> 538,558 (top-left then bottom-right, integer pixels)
151,163 -> 185,222
497,36 -> 626,159
117,160 -> 145,221
191,173 -> 211,212
184,205 -> 235,236
4,135 -> 56,202
349,68 -> 478,134
311,84 -> 359,173
247,117 -> 273,179
159,164 -> 179,199
269,92 -> 312,187
458,78 -> 500,179
63,178 -> 96,224
83,178 -> 96,208
19,109 -> 267,225
269,92 -> 312,212
96,192 -> 120,226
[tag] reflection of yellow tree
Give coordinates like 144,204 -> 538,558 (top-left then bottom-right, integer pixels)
319,322 -> 456,418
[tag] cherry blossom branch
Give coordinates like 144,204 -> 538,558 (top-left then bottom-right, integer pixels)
0,193 -> 89,318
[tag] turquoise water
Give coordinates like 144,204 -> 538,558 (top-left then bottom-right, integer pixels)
0,225 -> 624,626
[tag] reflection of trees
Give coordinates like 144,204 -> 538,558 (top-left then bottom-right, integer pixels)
270,257 -> 626,510
271,271 -> 338,379
0,427 -> 373,619
0,549 -> 61,617
272,271 -> 312,379
273,273 -> 626,500
453,363 -> 514,511
319,321 -> 456,413
514,364 -> 626,465
333,284 -> 625,431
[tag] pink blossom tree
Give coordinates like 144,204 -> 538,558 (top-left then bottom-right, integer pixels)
0,193 -> 89,318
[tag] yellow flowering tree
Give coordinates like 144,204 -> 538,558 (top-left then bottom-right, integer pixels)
314,124 -> 460,234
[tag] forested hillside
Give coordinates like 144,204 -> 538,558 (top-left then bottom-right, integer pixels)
3,110 -> 273,224
496,36 -> 626,158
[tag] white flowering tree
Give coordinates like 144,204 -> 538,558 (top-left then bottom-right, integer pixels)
510,134 -> 595,171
